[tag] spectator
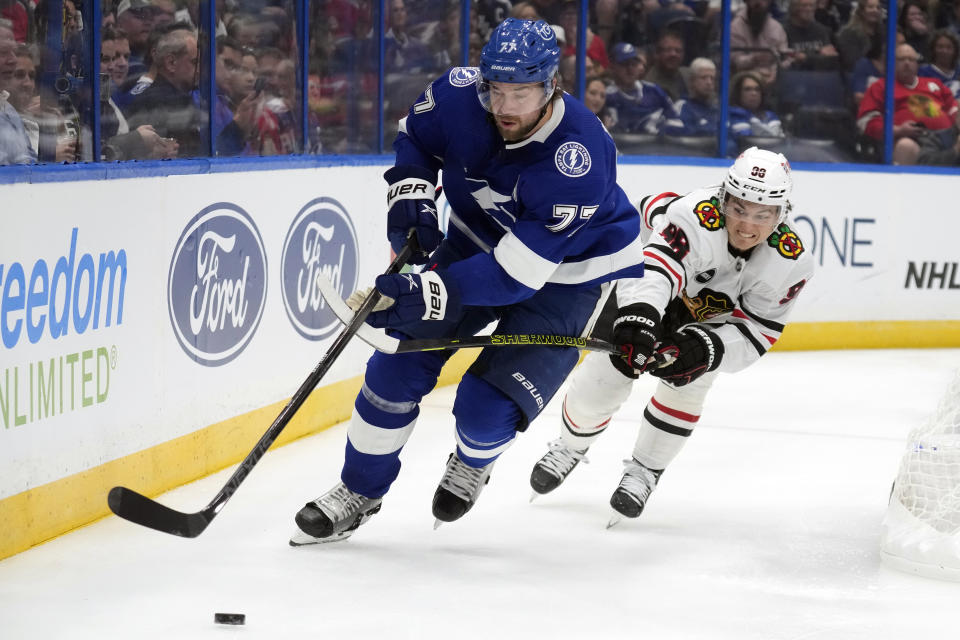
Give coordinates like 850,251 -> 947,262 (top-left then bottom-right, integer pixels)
857,43 -> 960,164
608,0 -> 650,50
228,13 -> 280,51
644,29 -> 688,99
8,46 -> 71,162
836,0 -> 883,70
126,28 -> 201,156
126,28 -> 252,158
116,0 -> 165,79
942,0 -> 960,41
666,56 -> 719,136
254,57 -> 299,155
558,51 -> 599,91
212,35 -> 260,154
584,76 -> 615,128
428,0 -> 465,69
0,22 -> 33,164
331,0 -> 378,73
850,36 -> 886,107
900,0 -> 933,62
115,21 -> 194,114
592,0 -> 621,45
729,69 -> 784,137
385,0 -> 434,74
604,41 -> 682,134
730,0 -> 789,84
110,29 -> 132,92
556,0 -> 610,70
220,39 -> 257,108
150,0 -> 177,29
99,30 -> 176,160
0,0 -> 27,43
920,29 -> 960,99
814,0 -> 845,34
509,1 -> 540,21
783,0 -> 840,69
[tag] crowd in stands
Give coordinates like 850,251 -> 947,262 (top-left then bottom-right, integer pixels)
4,0 -> 960,166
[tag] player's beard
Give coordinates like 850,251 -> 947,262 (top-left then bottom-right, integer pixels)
488,103 -> 550,142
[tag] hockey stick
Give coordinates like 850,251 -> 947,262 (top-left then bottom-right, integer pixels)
314,268 -> 624,356
107,242 -> 416,538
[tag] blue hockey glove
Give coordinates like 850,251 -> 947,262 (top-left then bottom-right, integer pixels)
649,326 -> 724,386
367,270 -> 461,329
610,302 -> 662,379
385,165 -> 443,265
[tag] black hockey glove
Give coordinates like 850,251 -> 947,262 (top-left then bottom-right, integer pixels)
609,302 -> 662,379
649,326 -> 725,387
385,165 -> 443,265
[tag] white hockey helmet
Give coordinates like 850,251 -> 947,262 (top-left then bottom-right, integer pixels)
721,147 -> 793,222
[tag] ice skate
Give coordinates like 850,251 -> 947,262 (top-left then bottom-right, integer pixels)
431,452 -> 494,527
290,482 -> 382,546
606,459 -> 663,528
529,438 -> 589,500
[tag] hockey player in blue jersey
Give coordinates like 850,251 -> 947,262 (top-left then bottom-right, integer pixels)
290,18 -> 646,545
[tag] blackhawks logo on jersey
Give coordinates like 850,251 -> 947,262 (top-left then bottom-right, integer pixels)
682,287 -> 734,322
767,223 -> 804,260
694,198 -> 723,231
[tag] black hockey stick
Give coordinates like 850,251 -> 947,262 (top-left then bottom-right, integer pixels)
107,242 -> 416,538
313,268 -> 626,356
384,333 -> 622,354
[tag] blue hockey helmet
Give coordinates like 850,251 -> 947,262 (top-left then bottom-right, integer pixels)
477,19 -> 561,114
479,18 -> 561,84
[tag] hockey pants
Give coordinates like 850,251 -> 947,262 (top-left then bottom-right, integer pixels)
559,350 -> 718,471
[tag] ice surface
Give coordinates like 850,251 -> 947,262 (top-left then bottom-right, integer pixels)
1,349 -> 959,639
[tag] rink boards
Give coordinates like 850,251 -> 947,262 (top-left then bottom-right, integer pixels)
1,162 -> 958,559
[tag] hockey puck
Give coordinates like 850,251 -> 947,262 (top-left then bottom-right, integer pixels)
214,613 -> 245,625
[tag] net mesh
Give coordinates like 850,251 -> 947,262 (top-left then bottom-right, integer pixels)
891,369 -> 960,535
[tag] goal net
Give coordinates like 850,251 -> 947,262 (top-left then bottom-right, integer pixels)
881,369 -> 960,581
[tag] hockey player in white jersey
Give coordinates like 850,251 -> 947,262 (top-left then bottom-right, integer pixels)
529,147 -> 814,524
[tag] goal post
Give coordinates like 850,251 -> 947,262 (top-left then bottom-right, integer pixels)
881,369 -> 960,581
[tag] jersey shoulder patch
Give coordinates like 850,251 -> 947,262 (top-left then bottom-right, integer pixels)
554,141 -> 592,178
692,196 -> 724,232
766,222 -> 805,260
448,66 -> 480,87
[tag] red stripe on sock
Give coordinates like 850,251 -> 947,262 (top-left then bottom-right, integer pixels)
563,398 -> 611,432
650,397 -> 700,423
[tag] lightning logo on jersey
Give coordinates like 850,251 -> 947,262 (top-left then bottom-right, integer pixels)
467,178 -> 516,225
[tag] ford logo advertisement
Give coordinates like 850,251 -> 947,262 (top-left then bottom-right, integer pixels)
281,197 -> 359,341
168,203 -> 268,367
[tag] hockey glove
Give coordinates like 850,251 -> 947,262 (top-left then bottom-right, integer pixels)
649,326 -> 725,387
366,270 -> 461,329
385,165 -> 443,265
610,302 -> 663,379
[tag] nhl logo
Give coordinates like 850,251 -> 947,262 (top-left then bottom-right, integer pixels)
449,67 -> 480,87
554,142 -> 591,178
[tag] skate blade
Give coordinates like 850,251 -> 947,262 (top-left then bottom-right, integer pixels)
433,518 -> 445,530
529,491 -> 540,503
606,512 -> 624,530
289,529 -> 353,546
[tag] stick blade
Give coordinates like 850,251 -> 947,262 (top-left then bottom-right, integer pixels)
107,486 -> 212,538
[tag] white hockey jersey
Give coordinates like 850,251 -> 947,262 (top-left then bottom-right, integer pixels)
616,187 -> 815,373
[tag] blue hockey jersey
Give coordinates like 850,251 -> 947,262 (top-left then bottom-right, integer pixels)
393,66 -> 645,308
